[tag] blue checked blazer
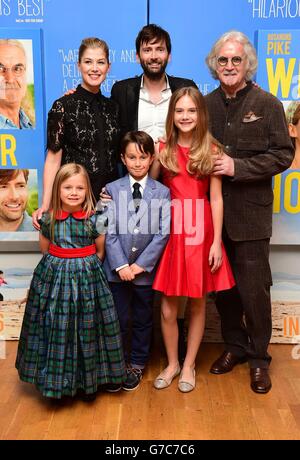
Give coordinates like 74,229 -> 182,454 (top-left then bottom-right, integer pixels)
103,174 -> 171,285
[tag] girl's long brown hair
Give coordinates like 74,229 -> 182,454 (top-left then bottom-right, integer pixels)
159,87 -> 220,177
49,163 -> 95,241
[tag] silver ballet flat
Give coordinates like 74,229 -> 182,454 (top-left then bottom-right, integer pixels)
178,368 -> 196,393
153,365 -> 181,390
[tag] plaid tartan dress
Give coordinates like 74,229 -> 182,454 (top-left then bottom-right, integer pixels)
16,211 -> 125,399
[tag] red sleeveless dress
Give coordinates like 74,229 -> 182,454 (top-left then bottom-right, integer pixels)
153,144 -> 235,298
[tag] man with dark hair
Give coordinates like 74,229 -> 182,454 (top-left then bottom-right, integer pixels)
0,169 -> 35,231
205,31 -> 294,394
111,24 -> 197,141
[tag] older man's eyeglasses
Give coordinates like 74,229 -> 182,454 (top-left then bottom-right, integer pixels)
217,56 -> 243,67
0,64 -> 26,76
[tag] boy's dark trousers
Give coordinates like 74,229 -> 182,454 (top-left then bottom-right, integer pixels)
109,281 -> 154,368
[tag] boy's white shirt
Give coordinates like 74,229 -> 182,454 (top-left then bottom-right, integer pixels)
128,173 -> 148,197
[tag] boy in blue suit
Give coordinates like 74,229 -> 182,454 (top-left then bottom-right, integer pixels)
103,131 -> 170,391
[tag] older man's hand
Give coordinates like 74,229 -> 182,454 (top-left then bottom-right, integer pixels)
212,152 -> 235,177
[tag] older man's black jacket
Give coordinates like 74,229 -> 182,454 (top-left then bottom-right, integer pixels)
205,82 -> 294,241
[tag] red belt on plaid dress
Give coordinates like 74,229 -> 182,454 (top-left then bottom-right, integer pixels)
48,243 -> 96,258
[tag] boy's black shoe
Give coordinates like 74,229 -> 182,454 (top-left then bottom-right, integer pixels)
122,367 -> 143,391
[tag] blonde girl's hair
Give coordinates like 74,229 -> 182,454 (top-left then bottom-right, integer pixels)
49,163 -> 95,241
159,87 -> 218,177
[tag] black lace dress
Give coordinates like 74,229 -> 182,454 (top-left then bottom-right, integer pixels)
47,85 -> 120,200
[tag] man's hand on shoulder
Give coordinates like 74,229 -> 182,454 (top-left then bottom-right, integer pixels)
212,152 -> 235,177
64,88 -> 76,97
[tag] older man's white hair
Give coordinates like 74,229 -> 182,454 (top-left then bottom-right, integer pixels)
0,39 -> 26,58
206,30 -> 258,81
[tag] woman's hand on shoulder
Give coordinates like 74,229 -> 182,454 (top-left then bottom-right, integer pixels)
32,206 -> 48,230
99,187 -> 112,208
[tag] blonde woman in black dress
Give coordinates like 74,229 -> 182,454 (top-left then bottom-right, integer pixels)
33,37 -> 120,227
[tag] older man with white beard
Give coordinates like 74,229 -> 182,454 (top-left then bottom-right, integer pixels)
205,30 -> 294,394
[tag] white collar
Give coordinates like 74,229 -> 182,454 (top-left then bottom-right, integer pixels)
129,173 -> 148,191
140,74 -> 170,92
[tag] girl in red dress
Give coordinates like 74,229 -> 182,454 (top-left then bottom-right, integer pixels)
151,87 -> 235,393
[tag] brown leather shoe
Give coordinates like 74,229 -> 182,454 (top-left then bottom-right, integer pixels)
210,351 -> 247,374
250,368 -> 272,394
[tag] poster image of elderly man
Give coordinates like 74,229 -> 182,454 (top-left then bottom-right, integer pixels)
0,39 -> 35,129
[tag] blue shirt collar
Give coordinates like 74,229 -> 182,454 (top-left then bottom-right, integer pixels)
0,108 -> 33,129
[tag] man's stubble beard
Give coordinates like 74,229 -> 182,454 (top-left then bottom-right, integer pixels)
140,60 -> 168,81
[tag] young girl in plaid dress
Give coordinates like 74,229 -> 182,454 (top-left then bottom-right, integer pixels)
16,163 -> 125,401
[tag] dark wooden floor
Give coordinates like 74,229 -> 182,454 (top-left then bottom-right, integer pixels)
1,340 -> 300,440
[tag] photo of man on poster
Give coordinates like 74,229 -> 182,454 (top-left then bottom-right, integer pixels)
0,169 -> 37,232
0,39 -> 35,129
